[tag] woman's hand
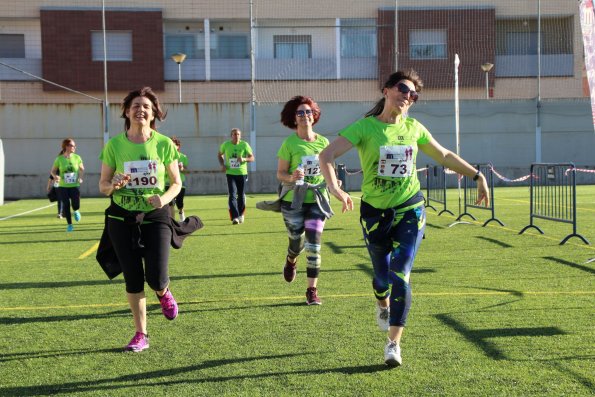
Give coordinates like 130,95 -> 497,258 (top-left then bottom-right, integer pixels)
475,174 -> 490,207
291,167 -> 305,182
147,194 -> 164,209
328,185 -> 354,213
111,173 -> 130,190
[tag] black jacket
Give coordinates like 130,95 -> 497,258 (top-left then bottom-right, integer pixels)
96,201 -> 203,279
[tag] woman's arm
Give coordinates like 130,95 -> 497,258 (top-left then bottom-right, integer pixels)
276,158 -> 303,184
319,136 -> 354,212
99,163 -> 118,196
148,160 -> 182,209
419,137 -> 490,206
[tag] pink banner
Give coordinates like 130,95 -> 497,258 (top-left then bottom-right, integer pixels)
580,0 -> 595,131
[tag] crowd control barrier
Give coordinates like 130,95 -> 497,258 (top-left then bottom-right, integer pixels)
455,163 -> 504,227
425,165 -> 454,216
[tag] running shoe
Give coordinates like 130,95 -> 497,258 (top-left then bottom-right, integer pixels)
232,218 -> 240,225
384,340 -> 402,367
376,303 -> 390,331
306,287 -> 321,305
283,257 -> 297,283
66,224 -> 74,232
158,289 -> 178,320
73,210 -> 81,222
239,215 -> 244,223
124,332 -> 149,352
179,211 -> 185,222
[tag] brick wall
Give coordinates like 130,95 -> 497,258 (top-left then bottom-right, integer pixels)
40,9 -> 164,92
378,8 -> 496,89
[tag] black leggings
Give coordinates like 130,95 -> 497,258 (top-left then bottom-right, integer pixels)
107,218 -> 172,293
57,187 -> 80,225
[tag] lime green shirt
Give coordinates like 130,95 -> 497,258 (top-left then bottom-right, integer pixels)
277,132 -> 329,203
166,151 -> 188,186
53,154 -> 83,188
99,131 -> 179,212
219,140 -> 253,176
339,116 -> 431,209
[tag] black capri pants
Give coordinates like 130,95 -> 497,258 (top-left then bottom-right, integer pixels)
107,218 -> 172,293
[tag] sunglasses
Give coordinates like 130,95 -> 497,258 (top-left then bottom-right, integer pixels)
393,83 -> 419,103
295,109 -> 315,117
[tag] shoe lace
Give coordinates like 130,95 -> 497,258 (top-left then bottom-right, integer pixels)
379,308 -> 389,321
131,332 -> 145,345
160,292 -> 175,309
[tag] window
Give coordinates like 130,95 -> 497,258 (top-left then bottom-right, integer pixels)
0,34 -> 25,58
91,31 -> 132,61
165,35 -> 198,59
215,34 -> 249,59
274,35 -> 311,59
506,32 -> 538,55
341,19 -> 376,58
409,30 -> 447,60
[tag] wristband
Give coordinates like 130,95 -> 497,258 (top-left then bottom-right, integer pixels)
473,170 -> 481,181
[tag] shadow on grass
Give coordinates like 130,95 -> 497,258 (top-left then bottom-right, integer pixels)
543,256 -> 595,275
0,308 -> 131,327
474,236 -> 513,248
0,267 -> 366,291
0,347 -> 123,363
435,313 -> 566,360
0,352 -> 391,396
0,236 -> 102,245
425,223 -> 445,229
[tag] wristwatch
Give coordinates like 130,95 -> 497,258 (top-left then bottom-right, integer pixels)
473,169 -> 481,181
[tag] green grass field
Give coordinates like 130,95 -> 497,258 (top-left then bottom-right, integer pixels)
0,186 -> 593,396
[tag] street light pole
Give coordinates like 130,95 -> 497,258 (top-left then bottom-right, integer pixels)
481,62 -> 494,99
170,53 -> 187,103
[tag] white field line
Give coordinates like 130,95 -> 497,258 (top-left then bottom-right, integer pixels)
0,203 -> 55,221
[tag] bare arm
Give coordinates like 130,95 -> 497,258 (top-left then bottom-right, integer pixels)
50,166 -> 60,181
78,162 -> 85,183
243,153 -> 255,163
277,158 -> 303,184
99,163 -> 119,196
217,151 -> 226,172
419,137 -> 490,206
148,160 -> 182,209
319,136 -> 354,213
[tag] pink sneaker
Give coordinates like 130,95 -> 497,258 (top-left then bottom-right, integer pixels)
158,289 -> 179,320
124,332 -> 149,352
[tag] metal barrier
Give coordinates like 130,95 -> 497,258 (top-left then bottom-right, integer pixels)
456,163 -> 504,227
519,163 -> 590,245
426,165 -> 454,216
337,163 -> 347,192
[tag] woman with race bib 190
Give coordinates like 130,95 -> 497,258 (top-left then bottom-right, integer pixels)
98,87 -> 182,352
319,70 -> 489,367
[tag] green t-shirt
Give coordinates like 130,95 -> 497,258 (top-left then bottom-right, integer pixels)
165,151 -> 188,186
219,140 -> 253,176
339,116 -> 432,209
277,132 -> 329,203
99,131 -> 179,212
53,154 -> 83,188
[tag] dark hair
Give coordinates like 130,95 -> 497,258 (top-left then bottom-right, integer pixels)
365,69 -> 423,118
280,96 -> 321,129
60,138 -> 75,152
121,87 -> 167,131
171,135 -> 181,147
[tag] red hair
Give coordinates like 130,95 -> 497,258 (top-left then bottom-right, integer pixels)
280,96 -> 321,129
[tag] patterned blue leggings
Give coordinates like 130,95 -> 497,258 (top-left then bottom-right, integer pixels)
360,201 -> 426,327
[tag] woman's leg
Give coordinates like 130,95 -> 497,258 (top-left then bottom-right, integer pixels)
303,205 -> 326,289
107,219 -> 147,335
386,206 -> 426,344
57,188 -> 72,225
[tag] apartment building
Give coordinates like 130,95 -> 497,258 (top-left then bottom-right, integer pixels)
0,0 -> 583,103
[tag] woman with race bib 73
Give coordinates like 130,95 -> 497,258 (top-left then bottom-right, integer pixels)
319,70 -> 489,367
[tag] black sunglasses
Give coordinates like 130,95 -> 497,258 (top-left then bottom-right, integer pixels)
295,109 -> 315,117
394,83 -> 419,103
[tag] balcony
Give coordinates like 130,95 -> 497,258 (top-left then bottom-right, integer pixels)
495,54 -> 573,77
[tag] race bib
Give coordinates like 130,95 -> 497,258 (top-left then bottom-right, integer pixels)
301,155 -> 320,176
124,160 -> 159,189
377,146 -> 414,178
63,172 -> 77,184
229,158 -> 241,169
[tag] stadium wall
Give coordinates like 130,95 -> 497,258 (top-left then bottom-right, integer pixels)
1,99 -> 594,199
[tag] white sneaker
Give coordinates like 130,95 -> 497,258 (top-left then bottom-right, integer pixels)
232,218 -> 240,225
239,215 -> 244,223
384,340 -> 402,367
376,303 -> 390,331
179,211 -> 185,222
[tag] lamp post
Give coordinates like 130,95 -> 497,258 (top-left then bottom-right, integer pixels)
481,62 -> 494,99
170,53 -> 187,103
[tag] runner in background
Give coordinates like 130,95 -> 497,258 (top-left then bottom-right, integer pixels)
50,139 -> 84,232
